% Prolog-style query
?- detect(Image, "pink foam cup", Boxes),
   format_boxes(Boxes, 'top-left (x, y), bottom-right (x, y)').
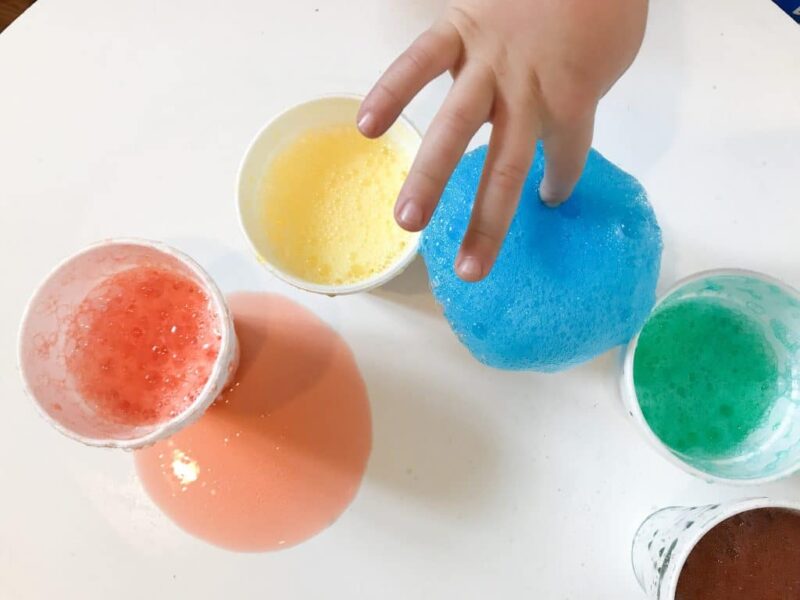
top-left (18, 239), bottom-right (239, 449)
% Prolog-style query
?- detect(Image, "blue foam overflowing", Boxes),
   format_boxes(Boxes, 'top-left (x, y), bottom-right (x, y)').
top-left (420, 144), bottom-right (662, 371)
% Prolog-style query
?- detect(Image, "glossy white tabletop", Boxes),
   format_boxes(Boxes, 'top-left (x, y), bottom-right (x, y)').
top-left (1, 0), bottom-right (798, 597)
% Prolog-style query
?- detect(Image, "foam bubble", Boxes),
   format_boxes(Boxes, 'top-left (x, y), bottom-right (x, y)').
top-left (420, 143), bottom-right (662, 371)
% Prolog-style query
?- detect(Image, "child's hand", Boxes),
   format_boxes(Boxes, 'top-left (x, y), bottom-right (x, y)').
top-left (358, 0), bottom-right (647, 281)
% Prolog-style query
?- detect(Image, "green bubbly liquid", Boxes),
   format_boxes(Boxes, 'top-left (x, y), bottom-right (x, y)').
top-left (633, 298), bottom-right (780, 458)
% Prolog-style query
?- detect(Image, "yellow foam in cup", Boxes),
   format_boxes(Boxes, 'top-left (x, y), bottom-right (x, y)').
top-left (260, 124), bottom-right (415, 286)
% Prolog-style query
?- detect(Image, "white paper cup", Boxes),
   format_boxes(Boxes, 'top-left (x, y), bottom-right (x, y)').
top-left (18, 239), bottom-right (239, 449)
top-left (621, 268), bottom-right (800, 484)
top-left (631, 497), bottom-right (800, 600)
top-left (236, 94), bottom-right (422, 295)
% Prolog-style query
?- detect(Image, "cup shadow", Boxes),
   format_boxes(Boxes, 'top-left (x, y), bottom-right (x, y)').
top-left (163, 235), bottom-right (270, 293)
top-left (223, 297), bottom-right (337, 413)
top-left (371, 254), bottom-right (441, 317)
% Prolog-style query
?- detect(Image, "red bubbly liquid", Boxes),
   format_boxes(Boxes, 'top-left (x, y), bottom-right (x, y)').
top-left (134, 293), bottom-right (371, 552)
top-left (65, 266), bottom-right (221, 427)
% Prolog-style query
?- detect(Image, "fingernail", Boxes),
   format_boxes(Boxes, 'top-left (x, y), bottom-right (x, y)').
top-left (456, 256), bottom-right (483, 281)
top-left (357, 112), bottom-right (373, 136)
top-left (397, 201), bottom-right (423, 229)
top-left (539, 183), bottom-right (567, 207)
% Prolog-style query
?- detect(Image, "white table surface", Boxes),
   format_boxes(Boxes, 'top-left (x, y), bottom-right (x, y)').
top-left (1, 1), bottom-right (798, 598)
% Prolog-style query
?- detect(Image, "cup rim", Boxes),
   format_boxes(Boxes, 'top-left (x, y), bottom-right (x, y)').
top-left (235, 93), bottom-right (422, 296)
top-left (651, 497), bottom-right (800, 600)
top-left (621, 267), bottom-right (800, 485)
top-left (17, 237), bottom-right (237, 449)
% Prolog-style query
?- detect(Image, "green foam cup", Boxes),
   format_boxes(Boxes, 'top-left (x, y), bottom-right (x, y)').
top-left (621, 269), bottom-right (800, 483)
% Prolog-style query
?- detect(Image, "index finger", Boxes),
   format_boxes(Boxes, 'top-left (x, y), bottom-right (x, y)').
top-left (358, 21), bottom-right (461, 138)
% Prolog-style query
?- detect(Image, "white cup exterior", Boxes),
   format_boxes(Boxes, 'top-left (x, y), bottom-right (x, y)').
top-left (236, 94), bottom-right (422, 295)
top-left (18, 239), bottom-right (239, 449)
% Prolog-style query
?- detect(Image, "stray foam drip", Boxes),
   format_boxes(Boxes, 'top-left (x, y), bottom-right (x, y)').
top-left (65, 266), bottom-right (220, 427)
top-left (260, 124), bottom-right (414, 286)
top-left (134, 293), bottom-right (371, 552)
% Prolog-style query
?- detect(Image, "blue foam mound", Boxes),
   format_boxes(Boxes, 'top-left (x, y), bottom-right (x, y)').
top-left (420, 144), bottom-right (662, 371)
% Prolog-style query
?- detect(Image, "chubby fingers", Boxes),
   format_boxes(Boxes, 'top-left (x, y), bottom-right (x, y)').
top-left (394, 64), bottom-right (495, 231)
top-left (456, 101), bottom-right (539, 281)
top-left (357, 21), bottom-right (462, 138)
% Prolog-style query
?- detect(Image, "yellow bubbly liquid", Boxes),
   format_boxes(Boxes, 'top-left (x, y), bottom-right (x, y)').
top-left (260, 124), bottom-right (415, 286)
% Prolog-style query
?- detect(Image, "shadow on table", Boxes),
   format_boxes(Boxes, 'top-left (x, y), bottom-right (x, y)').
top-left (362, 360), bottom-right (505, 518)
top-left (163, 235), bottom-right (272, 293)
top-left (371, 254), bottom-right (441, 317)
top-left (601, 0), bottom-right (687, 174)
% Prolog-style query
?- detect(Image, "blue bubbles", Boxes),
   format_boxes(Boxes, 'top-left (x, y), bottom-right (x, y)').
top-left (419, 144), bottom-right (662, 371)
